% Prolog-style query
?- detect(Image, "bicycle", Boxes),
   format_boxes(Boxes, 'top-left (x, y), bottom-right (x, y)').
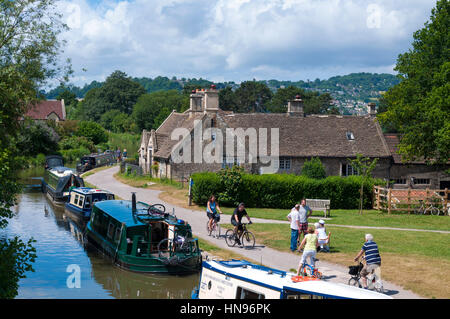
top-left (413, 199), bottom-right (440, 216)
top-left (298, 258), bottom-right (322, 279)
top-left (348, 260), bottom-right (383, 293)
top-left (225, 222), bottom-right (255, 248)
top-left (206, 214), bottom-right (221, 238)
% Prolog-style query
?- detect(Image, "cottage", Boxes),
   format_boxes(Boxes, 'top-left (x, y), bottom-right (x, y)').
top-left (139, 86), bottom-right (449, 188)
top-left (24, 99), bottom-right (66, 122)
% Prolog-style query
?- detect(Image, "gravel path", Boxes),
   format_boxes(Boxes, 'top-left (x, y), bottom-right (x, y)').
top-left (85, 166), bottom-right (423, 299)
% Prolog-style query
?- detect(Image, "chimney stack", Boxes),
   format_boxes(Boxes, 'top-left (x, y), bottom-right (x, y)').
top-left (189, 90), bottom-right (204, 115)
top-left (203, 84), bottom-right (219, 113)
top-left (287, 95), bottom-right (304, 117)
top-left (368, 102), bottom-right (377, 117)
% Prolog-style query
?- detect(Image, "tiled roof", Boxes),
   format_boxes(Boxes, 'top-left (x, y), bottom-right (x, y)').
top-left (25, 100), bottom-right (65, 120)
top-left (150, 110), bottom-right (391, 160)
top-left (384, 134), bottom-right (426, 164)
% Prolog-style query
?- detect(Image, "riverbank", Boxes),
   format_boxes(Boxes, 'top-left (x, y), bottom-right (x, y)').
top-left (85, 166), bottom-right (425, 299)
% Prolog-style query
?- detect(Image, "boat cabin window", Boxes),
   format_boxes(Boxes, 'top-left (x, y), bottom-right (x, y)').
top-left (78, 195), bottom-right (84, 207)
top-left (84, 196), bottom-right (92, 209)
top-left (107, 222), bottom-right (115, 240)
top-left (114, 226), bottom-right (122, 243)
top-left (284, 290), bottom-right (325, 299)
top-left (235, 287), bottom-right (265, 299)
top-left (74, 194), bottom-right (79, 205)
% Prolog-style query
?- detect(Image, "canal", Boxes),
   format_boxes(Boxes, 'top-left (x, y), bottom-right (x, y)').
top-left (2, 175), bottom-right (199, 299)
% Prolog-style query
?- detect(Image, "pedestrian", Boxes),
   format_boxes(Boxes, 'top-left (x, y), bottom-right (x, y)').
top-left (116, 148), bottom-right (121, 163)
top-left (298, 199), bottom-right (313, 245)
top-left (287, 204), bottom-right (301, 252)
top-left (123, 148), bottom-right (128, 160)
top-left (316, 219), bottom-right (331, 252)
top-left (297, 226), bottom-right (319, 276)
top-left (354, 234), bottom-right (382, 289)
top-left (231, 203), bottom-right (252, 246)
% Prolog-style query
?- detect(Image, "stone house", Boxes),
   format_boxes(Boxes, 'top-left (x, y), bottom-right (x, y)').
top-left (138, 86), bottom-right (449, 189)
top-left (24, 99), bottom-right (66, 122)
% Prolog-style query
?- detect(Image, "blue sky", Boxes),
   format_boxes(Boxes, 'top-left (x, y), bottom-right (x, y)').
top-left (56, 0), bottom-right (438, 86)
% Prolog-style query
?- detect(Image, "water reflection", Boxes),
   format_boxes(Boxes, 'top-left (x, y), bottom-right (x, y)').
top-left (3, 188), bottom-right (198, 299)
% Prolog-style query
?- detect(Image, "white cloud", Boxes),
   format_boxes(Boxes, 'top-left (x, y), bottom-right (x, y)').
top-left (56, 0), bottom-right (437, 85)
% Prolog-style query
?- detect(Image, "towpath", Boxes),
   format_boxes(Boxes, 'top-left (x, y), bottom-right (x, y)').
top-left (86, 166), bottom-right (423, 299)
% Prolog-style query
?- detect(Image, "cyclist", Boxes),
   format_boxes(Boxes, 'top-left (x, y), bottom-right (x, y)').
top-left (297, 226), bottom-right (319, 276)
top-left (206, 195), bottom-right (222, 234)
top-left (231, 202), bottom-right (252, 245)
top-left (354, 234), bottom-right (381, 289)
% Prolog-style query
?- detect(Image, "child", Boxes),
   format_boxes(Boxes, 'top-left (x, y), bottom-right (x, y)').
top-left (297, 226), bottom-right (318, 275)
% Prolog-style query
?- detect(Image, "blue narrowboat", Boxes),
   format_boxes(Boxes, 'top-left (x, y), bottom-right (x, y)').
top-left (65, 187), bottom-right (115, 221)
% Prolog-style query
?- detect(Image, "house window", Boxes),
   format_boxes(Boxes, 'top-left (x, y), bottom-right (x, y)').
top-left (279, 157), bottom-right (291, 170)
top-left (341, 164), bottom-right (358, 176)
top-left (222, 156), bottom-right (239, 169)
top-left (394, 178), bottom-right (407, 185)
top-left (346, 131), bottom-right (355, 140)
top-left (414, 178), bottom-right (430, 185)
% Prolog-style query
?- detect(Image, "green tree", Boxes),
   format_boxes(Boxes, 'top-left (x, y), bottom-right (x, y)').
top-left (267, 86), bottom-right (333, 114)
top-left (81, 70), bottom-right (146, 121)
top-left (378, 0), bottom-right (450, 165)
top-left (301, 157), bottom-right (327, 179)
top-left (132, 90), bottom-right (189, 131)
top-left (0, 0), bottom-right (69, 298)
top-left (76, 121), bottom-right (108, 145)
top-left (16, 121), bottom-right (59, 156)
top-left (218, 86), bottom-right (237, 111)
top-left (348, 154), bottom-right (378, 215)
top-left (234, 81), bottom-right (273, 113)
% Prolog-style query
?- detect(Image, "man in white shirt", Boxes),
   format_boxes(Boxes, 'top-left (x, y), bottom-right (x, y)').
top-left (287, 204), bottom-right (301, 252)
top-left (298, 199), bottom-right (313, 243)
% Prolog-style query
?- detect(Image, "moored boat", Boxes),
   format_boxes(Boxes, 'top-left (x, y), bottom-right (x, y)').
top-left (42, 165), bottom-right (84, 204)
top-left (192, 259), bottom-right (392, 299)
top-left (65, 187), bottom-right (115, 222)
top-left (85, 194), bottom-right (202, 274)
top-left (76, 152), bottom-right (115, 173)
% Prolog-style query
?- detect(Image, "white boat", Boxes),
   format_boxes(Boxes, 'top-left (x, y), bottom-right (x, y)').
top-left (192, 259), bottom-right (392, 299)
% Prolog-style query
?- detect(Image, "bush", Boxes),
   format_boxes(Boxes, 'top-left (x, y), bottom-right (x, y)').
top-left (59, 136), bottom-right (95, 152)
top-left (60, 147), bottom-right (90, 163)
top-left (76, 121), bottom-right (108, 145)
top-left (191, 171), bottom-right (383, 210)
top-left (301, 157), bottom-right (326, 179)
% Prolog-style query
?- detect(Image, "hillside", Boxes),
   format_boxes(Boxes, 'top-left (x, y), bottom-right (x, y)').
top-left (44, 72), bottom-right (400, 115)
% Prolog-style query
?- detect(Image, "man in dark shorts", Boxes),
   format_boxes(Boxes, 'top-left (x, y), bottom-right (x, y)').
top-left (231, 203), bottom-right (252, 245)
top-left (298, 199), bottom-right (312, 244)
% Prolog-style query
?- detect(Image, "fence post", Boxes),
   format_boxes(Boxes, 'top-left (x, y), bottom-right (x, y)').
top-left (426, 188), bottom-right (430, 206)
top-left (445, 188), bottom-right (448, 216)
top-left (377, 186), bottom-right (381, 210)
top-left (188, 178), bottom-right (193, 206)
top-left (407, 188), bottom-right (411, 214)
top-left (387, 188), bottom-right (392, 214)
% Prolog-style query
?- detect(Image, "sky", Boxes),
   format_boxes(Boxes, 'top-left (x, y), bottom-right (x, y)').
top-left (55, 0), bottom-right (438, 87)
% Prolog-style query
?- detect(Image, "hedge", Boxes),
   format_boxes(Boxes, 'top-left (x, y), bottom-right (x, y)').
top-left (191, 172), bottom-right (384, 210)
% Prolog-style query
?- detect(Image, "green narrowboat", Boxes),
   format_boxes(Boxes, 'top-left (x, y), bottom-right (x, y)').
top-left (85, 194), bottom-right (202, 274)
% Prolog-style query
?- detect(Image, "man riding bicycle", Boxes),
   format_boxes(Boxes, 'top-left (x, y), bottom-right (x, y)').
top-left (231, 203), bottom-right (252, 245)
top-left (354, 234), bottom-right (381, 289)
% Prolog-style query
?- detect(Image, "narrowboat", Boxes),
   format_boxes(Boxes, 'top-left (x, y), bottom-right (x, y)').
top-left (76, 152), bottom-right (115, 173)
top-left (42, 166), bottom-right (84, 204)
top-left (192, 259), bottom-right (392, 299)
top-left (65, 187), bottom-right (115, 222)
top-left (85, 194), bottom-right (202, 274)
top-left (45, 155), bottom-right (64, 169)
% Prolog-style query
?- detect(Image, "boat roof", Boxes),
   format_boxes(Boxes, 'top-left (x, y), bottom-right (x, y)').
top-left (49, 166), bottom-right (75, 177)
top-left (71, 187), bottom-right (113, 195)
top-left (203, 260), bottom-right (392, 299)
top-left (94, 200), bottom-right (179, 227)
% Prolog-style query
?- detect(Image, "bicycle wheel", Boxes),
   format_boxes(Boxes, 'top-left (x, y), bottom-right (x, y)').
top-left (157, 238), bottom-right (172, 259)
top-left (225, 229), bottom-right (237, 247)
top-left (348, 277), bottom-right (361, 288)
top-left (428, 206), bottom-right (440, 216)
top-left (212, 223), bottom-right (221, 238)
top-left (313, 269), bottom-right (322, 279)
top-left (241, 231), bottom-right (255, 248)
top-left (206, 220), bottom-right (212, 236)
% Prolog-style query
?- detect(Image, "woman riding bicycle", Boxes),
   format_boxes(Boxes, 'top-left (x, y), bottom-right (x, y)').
top-left (207, 195), bottom-right (222, 233)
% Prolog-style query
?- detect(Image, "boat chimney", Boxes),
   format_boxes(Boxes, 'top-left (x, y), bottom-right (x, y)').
top-left (131, 192), bottom-right (136, 213)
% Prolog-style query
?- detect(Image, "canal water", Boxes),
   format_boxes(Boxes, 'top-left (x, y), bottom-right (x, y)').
top-left (2, 183), bottom-right (199, 299)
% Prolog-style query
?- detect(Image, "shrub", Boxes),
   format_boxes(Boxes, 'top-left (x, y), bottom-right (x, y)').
top-left (301, 157), bottom-right (326, 179)
top-left (59, 136), bottom-right (95, 152)
top-left (191, 171), bottom-right (383, 210)
top-left (76, 121), bottom-right (108, 145)
top-left (60, 147), bottom-right (90, 163)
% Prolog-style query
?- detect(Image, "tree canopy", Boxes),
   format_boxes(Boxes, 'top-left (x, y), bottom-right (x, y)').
top-left (378, 0), bottom-right (450, 165)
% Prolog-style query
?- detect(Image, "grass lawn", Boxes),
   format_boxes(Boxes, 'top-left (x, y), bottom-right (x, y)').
top-left (220, 222), bottom-right (450, 299)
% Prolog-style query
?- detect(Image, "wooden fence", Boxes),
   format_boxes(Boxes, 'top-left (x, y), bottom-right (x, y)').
top-left (373, 186), bottom-right (450, 215)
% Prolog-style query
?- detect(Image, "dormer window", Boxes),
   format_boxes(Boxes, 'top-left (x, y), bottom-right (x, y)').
top-left (346, 131), bottom-right (355, 140)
